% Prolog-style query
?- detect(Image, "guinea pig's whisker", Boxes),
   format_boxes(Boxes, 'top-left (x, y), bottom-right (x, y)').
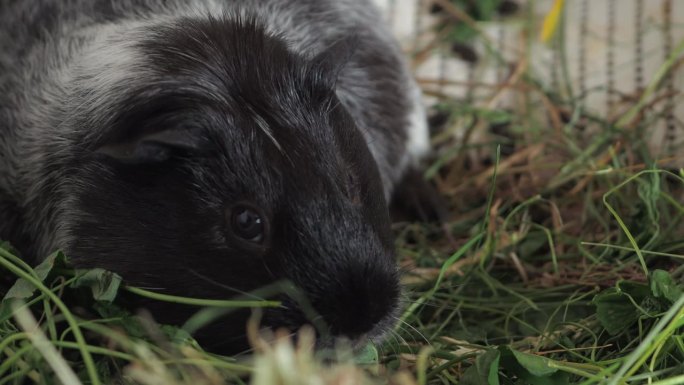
top-left (390, 315), bottom-right (431, 348)
top-left (214, 334), bottom-right (260, 356)
top-left (392, 330), bottom-right (411, 356)
top-left (396, 297), bottom-right (431, 307)
top-left (234, 344), bottom-right (257, 356)
top-left (410, 300), bottom-right (465, 313)
top-left (188, 269), bottom-right (267, 301)
top-left (135, 286), bottom-right (167, 291)
top-left (389, 318), bottom-right (421, 348)
top-left (381, 329), bottom-right (405, 358)
top-left (235, 330), bottom-right (302, 356)
top-left (397, 296), bottom-right (461, 311)
top-left (260, 259), bottom-right (277, 281)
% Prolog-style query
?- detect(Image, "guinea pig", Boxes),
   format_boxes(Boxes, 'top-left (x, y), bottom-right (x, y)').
top-left (0, 0), bottom-right (429, 353)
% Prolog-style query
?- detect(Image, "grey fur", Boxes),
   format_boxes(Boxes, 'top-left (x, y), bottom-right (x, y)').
top-left (0, 0), bottom-right (428, 259)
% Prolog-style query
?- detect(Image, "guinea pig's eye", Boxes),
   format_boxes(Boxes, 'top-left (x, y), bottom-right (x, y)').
top-left (229, 204), bottom-right (265, 244)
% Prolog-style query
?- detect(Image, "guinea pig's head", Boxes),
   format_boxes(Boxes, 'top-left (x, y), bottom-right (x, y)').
top-left (56, 16), bottom-right (400, 353)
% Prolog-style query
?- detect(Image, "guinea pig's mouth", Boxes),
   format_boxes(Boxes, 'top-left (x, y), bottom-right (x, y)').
top-left (188, 286), bottom-right (400, 356)
top-left (259, 291), bottom-right (400, 352)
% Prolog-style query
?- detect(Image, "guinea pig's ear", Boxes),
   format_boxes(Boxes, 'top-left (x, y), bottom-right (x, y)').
top-left (94, 127), bottom-right (208, 164)
top-left (310, 36), bottom-right (359, 87)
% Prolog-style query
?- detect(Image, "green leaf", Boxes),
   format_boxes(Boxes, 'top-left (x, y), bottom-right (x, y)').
top-left (71, 268), bottom-right (122, 302)
top-left (510, 350), bottom-right (557, 377)
top-left (0, 241), bottom-right (20, 255)
top-left (161, 325), bottom-right (198, 346)
top-left (354, 342), bottom-right (379, 365)
top-left (593, 288), bottom-right (640, 335)
top-left (499, 347), bottom-right (570, 385)
top-left (92, 302), bottom-right (146, 338)
top-left (650, 270), bottom-right (683, 304)
top-left (2, 251), bottom-right (66, 301)
top-left (460, 349), bottom-right (501, 385)
top-left (0, 251), bottom-right (67, 322)
top-left (593, 282), bottom-right (651, 335)
top-left (616, 281), bottom-right (651, 299)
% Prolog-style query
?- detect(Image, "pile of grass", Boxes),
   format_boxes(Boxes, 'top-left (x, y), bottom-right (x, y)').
top-left (2, 1), bottom-right (684, 384)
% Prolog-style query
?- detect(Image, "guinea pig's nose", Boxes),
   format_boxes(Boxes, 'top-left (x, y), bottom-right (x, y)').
top-left (314, 263), bottom-right (399, 340)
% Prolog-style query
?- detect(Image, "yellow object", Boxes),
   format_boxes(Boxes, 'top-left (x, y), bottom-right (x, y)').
top-left (540, 0), bottom-right (565, 43)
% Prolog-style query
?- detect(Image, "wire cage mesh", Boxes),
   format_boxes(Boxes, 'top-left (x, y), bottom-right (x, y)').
top-left (373, 0), bottom-right (684, 165)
